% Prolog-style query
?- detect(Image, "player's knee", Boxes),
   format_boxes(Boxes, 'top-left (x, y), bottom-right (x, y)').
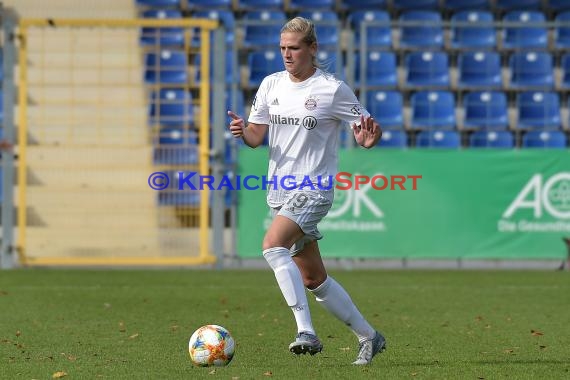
top-left (262, 234), bottom-right (281, 251)
top-left (303, 272), bottom-right (327, 290)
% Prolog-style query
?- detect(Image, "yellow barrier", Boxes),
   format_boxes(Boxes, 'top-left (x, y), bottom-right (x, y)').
top-left (17, 18), bottom-right (218, 266)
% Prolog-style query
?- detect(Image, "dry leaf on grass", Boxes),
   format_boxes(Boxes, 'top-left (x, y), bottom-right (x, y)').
top-left (15, 330), bottom-right (21, 337)
top-left (531, 330), bottom-right (544, 336)
top-left (118, 321), bottom-right (126, 332)
top-left (208, 369), bottom-right (216, 375)
top-left (52, 371), bottom-right (67, 379)
top-left (128, 333), bottom-right (139, 339)
top-left (263, 371), bottom-right (273, 376)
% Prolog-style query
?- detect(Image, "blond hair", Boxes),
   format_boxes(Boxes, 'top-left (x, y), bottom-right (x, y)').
top-left (281, 17), bottom-right (319, 68)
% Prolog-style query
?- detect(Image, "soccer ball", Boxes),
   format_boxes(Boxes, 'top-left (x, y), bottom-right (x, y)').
top-left (188, 324), bottom-right (235, 367)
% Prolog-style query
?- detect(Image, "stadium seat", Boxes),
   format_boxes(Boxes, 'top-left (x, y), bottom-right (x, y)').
top-left (378, 130), bottom-right (408, 148)
top-left (463, 91), bottom-right (509, 130)
top-left (243, 11), bottom-right (286, 48)
top-left (154, 128), bottom-right (199, 166)
top-left (247, 50), bottom-right (283, 87)
top-left (469, 131), bottom-right (514, 148)
top-left (316, 50), bottom-right (341, 77)
top-left (522, 131), bottom-right (567, 148)
top-left (194, 51), bottom-right (235, 85)
top-left (416, 130), bottom-right (461, 148)
top-left (509, 52), bottom-right (554, 89)
top-left (0, 91), bottom-right (3, 125)
top-left (444, 0), bottom-right (491, 10)
top-left (495, 0), bottom-right (541, 10)
top-left (405, 51), bottom-right (450, 88)
top-left (457, 51), bottom-right (502, 89)
top-left (548, 0), bottom-right (570, 11)
top-left (450, 11), bottom-right (496, 50)
top-left (517, 91), bottom-right (561, 130)
top-left (355, 51), bottom-right (397, 88)
top-left (136, 0), bottom-right (180, 8)
top-left (502, 11), bottom-right (548, 49)
top-left (340, 0), bottom-right (387, 9)
top-left (237, 0), bottom-right (284, 10)
top-left (399, 11), bottom-right (443, 49)
top-left (149, 89), bottom-right (193, 127)
top-left (366, 91), bottom-right (404, 129)
top-left (393, 0), bottom-right (439, 9)
top-left (347, 10), bottom-right (392, 49)
top-left (298, 11), bottom-right (339, 49)
top-left (554, 12), bottom-right (570, 50)
top-left (561, 54), bottom-right (570, 89)
top-left (192, 10), bottom-right (235, 45)
top-left (144, 50), bottom-right (188, 84)
top-left (410, 91), bottom-right (456, 130)
top-left (140, 9), bottom-right (184, 47)
top-left (157, 170), bottom-right (200, 205)
top-left (187, 0), bottom-right (232, 8)
top-left (289, 0), bottom-right (335, 10)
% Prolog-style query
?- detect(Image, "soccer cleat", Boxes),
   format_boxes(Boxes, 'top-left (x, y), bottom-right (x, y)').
top-left (288, 331), bottom-right (323, 356)
top-left (352, 331), bottom-right (386, 365)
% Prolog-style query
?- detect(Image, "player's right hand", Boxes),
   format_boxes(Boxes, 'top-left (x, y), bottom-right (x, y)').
top-left (227, 110), bottom-right (245, 138)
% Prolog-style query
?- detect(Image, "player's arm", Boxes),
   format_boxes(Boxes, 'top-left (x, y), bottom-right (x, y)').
top-left (227, 110), bottom-right (268, 148)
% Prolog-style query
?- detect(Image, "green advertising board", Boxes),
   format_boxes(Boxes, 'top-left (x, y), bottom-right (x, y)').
top-left (237, 148), bottom-right (570, 260)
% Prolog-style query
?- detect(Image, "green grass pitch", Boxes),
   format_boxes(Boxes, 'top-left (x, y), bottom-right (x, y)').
top-left (1, 269), bottom-right (569, 379)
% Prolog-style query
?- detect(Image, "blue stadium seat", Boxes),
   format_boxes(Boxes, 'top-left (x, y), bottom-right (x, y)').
top-left (136, 0), bottom-right (180, 8)
top-left (149, 89), bottom-right (193, 127)
top-left (393, 0), bottom-right (439, 9)
top-left (247, 50), bottom-right (282, 87)
top-left (144, 50), bottom-right (188, 84)
top-left (298, 11), bottom-right (339, 49)
top-left (399, 11), bottom-right (443, 49)
top-left (347, 10), bottom-right (391, 49)
top-left (405, 51), bottom-right (450, 88)
top-left (243, 11), bottom-right (286, 48)
top-left (187, 0), bottom-right (232, 8)
top-left (554, 12), bottom-right (570, 50)
top-left (355, 51), bottom-right (397, 88)
top-left (496, 0), bottom-right (541, 10)
top-left (289, 0), bottom-right (334, 10)
top-left (140, 9), bottom-right (184, 47)
top-left (548, 0), bottom-right (570, 11)
top-left (457, 51), bottom-right (502, 89)
top-left (416, 130), bottom-right (461, 148)
top-left (194, 51), bottom-right (235, 85)
top-left (469, 131), bottom-right (514, 148)
top-left (463, 91), bottom-right (508, 130)
top-left (444, 0), bottom-right (491, 10)
top-left (561, 54), bottom-right (570, 89)
top-left (157, 170), bottom-right (200, 206)
top-left (509, 52), bottom-right (554, 89)
top-left (450, 11), bottom-right (496, 50)
top-left (316, 50), bottom-right (341, 77)
top-left (341, 0), bottom-right (387, 9)
top-left (154, 129), bottom-right (199, 166)
top-left (522, 131), bottom-right (567, 148)
top-left (192, 10), bottom-right (235, 45)
top-left (237, 0), bottom-right (283, 10)
top-left (366, 91), bottom-right (404, 129)
top-left (378, 130), bottom-right (408, 148)
top-left (517, 91), bottom-right (561, 130)
top-left (0, 91), bottom-right (3, 125)
top-left (411, 91), bottom-right (456, 130)
top-left (502, 11), bottom-right (548, 49)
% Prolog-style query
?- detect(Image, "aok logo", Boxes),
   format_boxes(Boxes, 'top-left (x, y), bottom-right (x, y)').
top-left (328, 179), bottom-right (383, 218)
top-left (503, 173), bottom-right (570, 219)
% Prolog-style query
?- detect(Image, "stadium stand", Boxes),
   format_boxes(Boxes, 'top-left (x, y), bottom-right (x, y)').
top-left (399, 11), bottom-right (444, 49)
top-left (378, 130), bottom-right (408, 148)
top-left (450, 10), bottom-right (496, 50)
top-left (404, 51), bottom-right (450, 88)
top-left (516, 91), bottom-right (561, 130)
top-left (347, 10), bottom-right (392, 49)
top-left (457, 51), bottom-right (502, 89)
top-left (522, 130), bottom-right (567, 147)
top-left (355, 51), bottom-right (398, 88)
top-left (469, 131), bottom-right (515, 148)
top-left (502, 11), bottom-right (548, 50)
top-left (140, 9), bottom-right (184, 47)
top-left (444, 0), bottom-right (491, 11)
top-left (554, 11), bottom-right (570, 49)
top-left (463, 91), bottom-right (509, 130)
top-left (365, 91), bottom-right (404, 130)
top-left (410, 91), bottom-right (456, 130)
top-left (416, 130), bottom-right (461, 148)
top-left (508, 52), bottom-right (554, 89)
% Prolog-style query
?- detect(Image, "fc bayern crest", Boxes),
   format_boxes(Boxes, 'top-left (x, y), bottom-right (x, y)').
top-left (304, 97), bottom-right (318, 111)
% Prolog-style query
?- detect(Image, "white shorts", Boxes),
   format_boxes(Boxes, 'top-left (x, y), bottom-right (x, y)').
top-left (270, 190), bottom-right (333, 255)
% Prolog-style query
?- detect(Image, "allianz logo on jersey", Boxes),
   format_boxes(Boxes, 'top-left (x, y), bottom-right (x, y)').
top-left (269, 114), bottom-right (318, 130)
top-left (498, 172), bottom-right (570, 233)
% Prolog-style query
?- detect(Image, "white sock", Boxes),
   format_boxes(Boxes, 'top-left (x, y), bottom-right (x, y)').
top-left (310, 276), bottom-right (375, 343)
top-left (263, 247), bottom-right (315, 335)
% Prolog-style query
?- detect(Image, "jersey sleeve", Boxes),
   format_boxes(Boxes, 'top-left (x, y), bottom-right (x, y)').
top-left (331, 81), bottom-right (370, 127)
top-left (247, 77), bottom-right (270, 125)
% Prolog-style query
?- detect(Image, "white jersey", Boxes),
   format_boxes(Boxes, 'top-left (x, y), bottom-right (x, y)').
top-left (248, 68), bottom-right (370, 207)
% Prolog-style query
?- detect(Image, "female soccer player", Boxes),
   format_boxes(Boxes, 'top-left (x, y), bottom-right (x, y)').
top-left (228, 17), bottom-right (385, 365)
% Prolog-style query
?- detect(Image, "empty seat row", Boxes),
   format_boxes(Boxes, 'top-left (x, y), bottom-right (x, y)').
top-left (379, 130), bottom-right (568, 148)
top-left (136, 0), bottom-right (570, 12)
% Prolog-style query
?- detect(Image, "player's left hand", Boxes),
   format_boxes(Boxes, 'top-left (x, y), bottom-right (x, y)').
top-left (352, 115), bottom-right (381, 148)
